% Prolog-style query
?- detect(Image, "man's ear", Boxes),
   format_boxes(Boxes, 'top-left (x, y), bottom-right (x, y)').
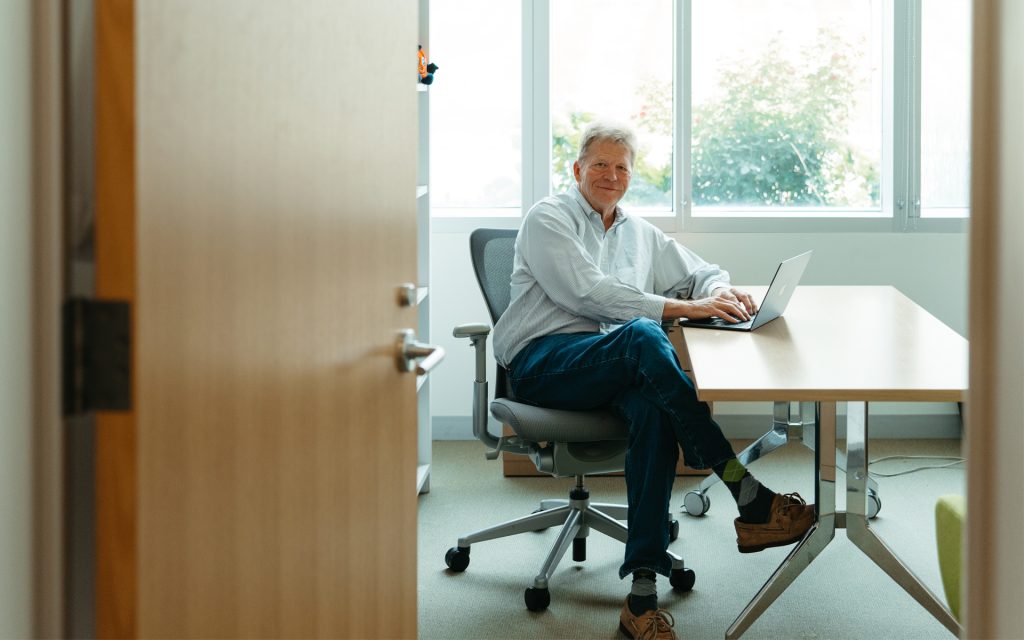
top-left (573, 161), bottom-right (581, 184)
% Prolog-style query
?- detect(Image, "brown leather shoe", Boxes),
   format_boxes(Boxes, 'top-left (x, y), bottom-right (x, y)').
top-left (734, 492), bottom-right (815, 553)
top-left (618, 597), bottom-right (678, 639)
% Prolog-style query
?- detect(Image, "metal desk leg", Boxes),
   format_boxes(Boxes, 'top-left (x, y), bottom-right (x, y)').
top-left (803, 401), bottom-right (881, 518)
top-left (725, 402), bottom-right (838, 640)
top-left (844, 402), bottom-right (962, 637)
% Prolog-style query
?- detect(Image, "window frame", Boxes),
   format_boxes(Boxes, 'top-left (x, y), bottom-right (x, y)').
top-left (431, 0), bottom-right (967, 234)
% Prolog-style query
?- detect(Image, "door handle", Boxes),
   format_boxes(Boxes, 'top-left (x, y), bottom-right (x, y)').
top-left (396, 329), bottom-right (445, 375)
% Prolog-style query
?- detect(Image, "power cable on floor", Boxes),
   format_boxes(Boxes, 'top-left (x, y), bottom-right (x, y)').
top-left (867, 455), bottom-right (965, 478)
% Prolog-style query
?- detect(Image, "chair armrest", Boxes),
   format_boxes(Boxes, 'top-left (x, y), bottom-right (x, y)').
top-left (453, 323), bottom-right (490, 339)
top-left (452, 322), bottom-right (501, 453)
top-left (453, 323), bottom-right (491, 383)
top-left (451, 323), bottom-right (539, 460)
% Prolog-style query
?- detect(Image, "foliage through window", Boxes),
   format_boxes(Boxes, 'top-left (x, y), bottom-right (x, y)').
top-left (549, 0), bottom-right (673, 212)
top-left (691, 0), bottom-right (882, 215)
top-left (431, 0), bottom-right (969, 227)
top-left (691, 30), bottom-right (879, 208)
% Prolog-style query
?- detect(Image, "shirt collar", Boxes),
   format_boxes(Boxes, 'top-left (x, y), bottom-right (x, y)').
top-left (571, 185), bottom-right (629, 229)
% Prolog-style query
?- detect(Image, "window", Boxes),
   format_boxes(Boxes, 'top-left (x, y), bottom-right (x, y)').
top-left (690, 0), bottom-right (883, 216)
top-left (430, 0), bottom-right (521, 216)
top-left (430, 0), bottom-right (970, 231)
top-left (549, 0), bottom-right (674, 213)
top-left (919, 0), bottom-right (971, 218)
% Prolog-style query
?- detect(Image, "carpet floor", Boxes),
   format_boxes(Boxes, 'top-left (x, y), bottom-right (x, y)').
top-left (418, 438), bottom-right (964, 640)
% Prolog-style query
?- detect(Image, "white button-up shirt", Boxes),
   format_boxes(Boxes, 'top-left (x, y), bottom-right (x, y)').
top-left (494, 186), bottom-right (731, 366)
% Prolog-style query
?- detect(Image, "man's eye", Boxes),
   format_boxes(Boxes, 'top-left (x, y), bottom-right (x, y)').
top-left (594, 162), bottom-right (606, 168)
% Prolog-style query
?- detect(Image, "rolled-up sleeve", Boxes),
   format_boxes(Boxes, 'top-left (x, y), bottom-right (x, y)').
top-left (651, 228), bottom-right (731, 300)
top-left (520, 205), bottom-right (666, 323)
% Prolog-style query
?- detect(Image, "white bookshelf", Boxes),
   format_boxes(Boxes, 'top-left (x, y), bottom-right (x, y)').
top-left (415, 0), bottom-right (432, 495)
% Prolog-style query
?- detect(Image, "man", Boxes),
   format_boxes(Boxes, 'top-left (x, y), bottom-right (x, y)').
top-left (492, 121), bottom-right (815, 640)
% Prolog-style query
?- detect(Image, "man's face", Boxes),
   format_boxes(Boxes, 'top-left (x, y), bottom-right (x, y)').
top-left (573, 140), bottom-right (632, 215)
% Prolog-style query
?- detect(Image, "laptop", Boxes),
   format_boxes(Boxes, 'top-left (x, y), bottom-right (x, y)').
top-left (681, 250), bottom-right (813, 332)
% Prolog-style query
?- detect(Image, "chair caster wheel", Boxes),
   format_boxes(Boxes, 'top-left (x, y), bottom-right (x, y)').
top-left (867, 489), bottom-right (882, 519)
top-left (524, 586), bottom-right (550, 611)
top-left (683, 491), bottom-right (710, 517)
top-left (668, 518), bottom-right (680, 542)
top-left (445, 546), bottom-right (470, 572)
top-left (670, 567), bottom-right (696, 592)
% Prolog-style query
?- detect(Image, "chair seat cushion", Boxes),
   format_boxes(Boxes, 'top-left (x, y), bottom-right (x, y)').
top-left (490, 398), bottom-right (628, 443)
top-left (935, 494), bottom-right (966, 622)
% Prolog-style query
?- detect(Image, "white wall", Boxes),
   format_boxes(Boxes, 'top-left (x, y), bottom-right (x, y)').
top-left (430, 228), bottom-right (967, 438)
top-left (0, 0), bottom-right (35, 636)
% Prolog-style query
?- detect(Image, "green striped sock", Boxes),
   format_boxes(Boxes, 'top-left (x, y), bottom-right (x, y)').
top-left (712, 458), bottom-right (775, 523)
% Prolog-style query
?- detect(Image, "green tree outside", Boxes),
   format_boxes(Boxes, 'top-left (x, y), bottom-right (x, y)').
top-left (550, 28), bottom-right (880, 210)
top-left (550, 94), bottom-right (672, 208)
top-left (551, 111), bottom-right (596, 196)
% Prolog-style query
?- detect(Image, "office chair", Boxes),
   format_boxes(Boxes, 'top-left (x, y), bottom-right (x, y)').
top-left (680, 402), bottom-right (881, 519)
top-left (446, 228), bottom-right (695, 612)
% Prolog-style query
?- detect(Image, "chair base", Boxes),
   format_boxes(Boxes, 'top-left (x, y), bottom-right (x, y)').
top-left (446, 476), bottom-right (694, 611)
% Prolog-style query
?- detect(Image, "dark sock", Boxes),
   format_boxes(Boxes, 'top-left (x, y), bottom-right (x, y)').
top-left (628, 594), bottom-right (658, 616)
top-left (712, 458), bottom-right (776, 524)
top-left (628, 569), bottom-right (658, 615)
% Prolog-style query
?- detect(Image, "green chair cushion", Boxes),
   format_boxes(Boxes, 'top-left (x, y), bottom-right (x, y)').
top-left (935, 494), bottom-right (966, 622)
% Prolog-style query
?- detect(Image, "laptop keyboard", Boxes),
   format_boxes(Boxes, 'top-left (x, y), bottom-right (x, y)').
top-left (686, 316), bottom-right (753, 328)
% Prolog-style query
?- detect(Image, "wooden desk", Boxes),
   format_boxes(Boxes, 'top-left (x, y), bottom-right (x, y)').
top-left (679, 286), bottom-right (967, 639)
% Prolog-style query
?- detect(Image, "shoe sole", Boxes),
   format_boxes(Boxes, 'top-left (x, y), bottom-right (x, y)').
top-left (737, 531), bottom-right (809, 553)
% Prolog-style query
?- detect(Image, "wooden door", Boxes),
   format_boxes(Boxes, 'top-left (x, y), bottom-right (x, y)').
top-left (94, 1), bottom-right (419, 637)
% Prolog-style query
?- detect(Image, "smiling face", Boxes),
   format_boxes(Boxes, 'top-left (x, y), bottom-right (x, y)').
top-left (573, 139), bottom-right (633, 218)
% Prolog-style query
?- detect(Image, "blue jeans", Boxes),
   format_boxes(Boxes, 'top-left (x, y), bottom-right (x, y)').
top-left (507, 318), bottom-right (736, 579)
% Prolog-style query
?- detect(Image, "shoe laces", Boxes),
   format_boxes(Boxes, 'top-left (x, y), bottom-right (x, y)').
top-left (777, 492), bottom-right (807, 513)
top-left (637, 609), bottom-right (676, 640)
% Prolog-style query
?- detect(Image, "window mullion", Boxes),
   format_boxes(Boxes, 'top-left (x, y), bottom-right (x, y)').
top-left (522, 0), bottom-right (534, 215)
top-left (525, 0), bottom-right (550, 215)
top-left (908, 0), bottom-right (923, 229)
top-left (677, 0), bottom-right (691, 232)
top-left (892, 0), bottom-right (919, 231)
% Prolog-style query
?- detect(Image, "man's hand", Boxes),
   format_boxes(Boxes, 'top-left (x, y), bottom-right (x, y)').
top-left (661, 287), bottom-right (758, 323)
top-left (711, 286), bottom-right (758, 316)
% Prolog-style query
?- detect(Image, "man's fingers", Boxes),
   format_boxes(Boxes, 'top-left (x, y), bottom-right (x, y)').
top-left (690, 296), bottom-right (753, 322)
top-left (732, 290), bottom-right (757, 314)
top-left (705, 290), bottom-right (757, 321)
top-left (740, 294), bottom-right (756, 313)
top-left (715, 299), bottom-right (749, 322)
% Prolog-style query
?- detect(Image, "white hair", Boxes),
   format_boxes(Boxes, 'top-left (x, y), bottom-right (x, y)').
top-left (576, 120), bottom-right (638, 168)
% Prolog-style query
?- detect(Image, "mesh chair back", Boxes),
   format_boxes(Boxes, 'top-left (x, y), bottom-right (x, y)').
top-left (469, 228), bottom-right (518, 325)
top-left (469, 228), bottom-right (519, 399)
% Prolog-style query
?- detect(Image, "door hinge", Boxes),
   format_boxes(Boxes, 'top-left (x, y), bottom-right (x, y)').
top-left (62, 298), bottom-right (132, 415)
